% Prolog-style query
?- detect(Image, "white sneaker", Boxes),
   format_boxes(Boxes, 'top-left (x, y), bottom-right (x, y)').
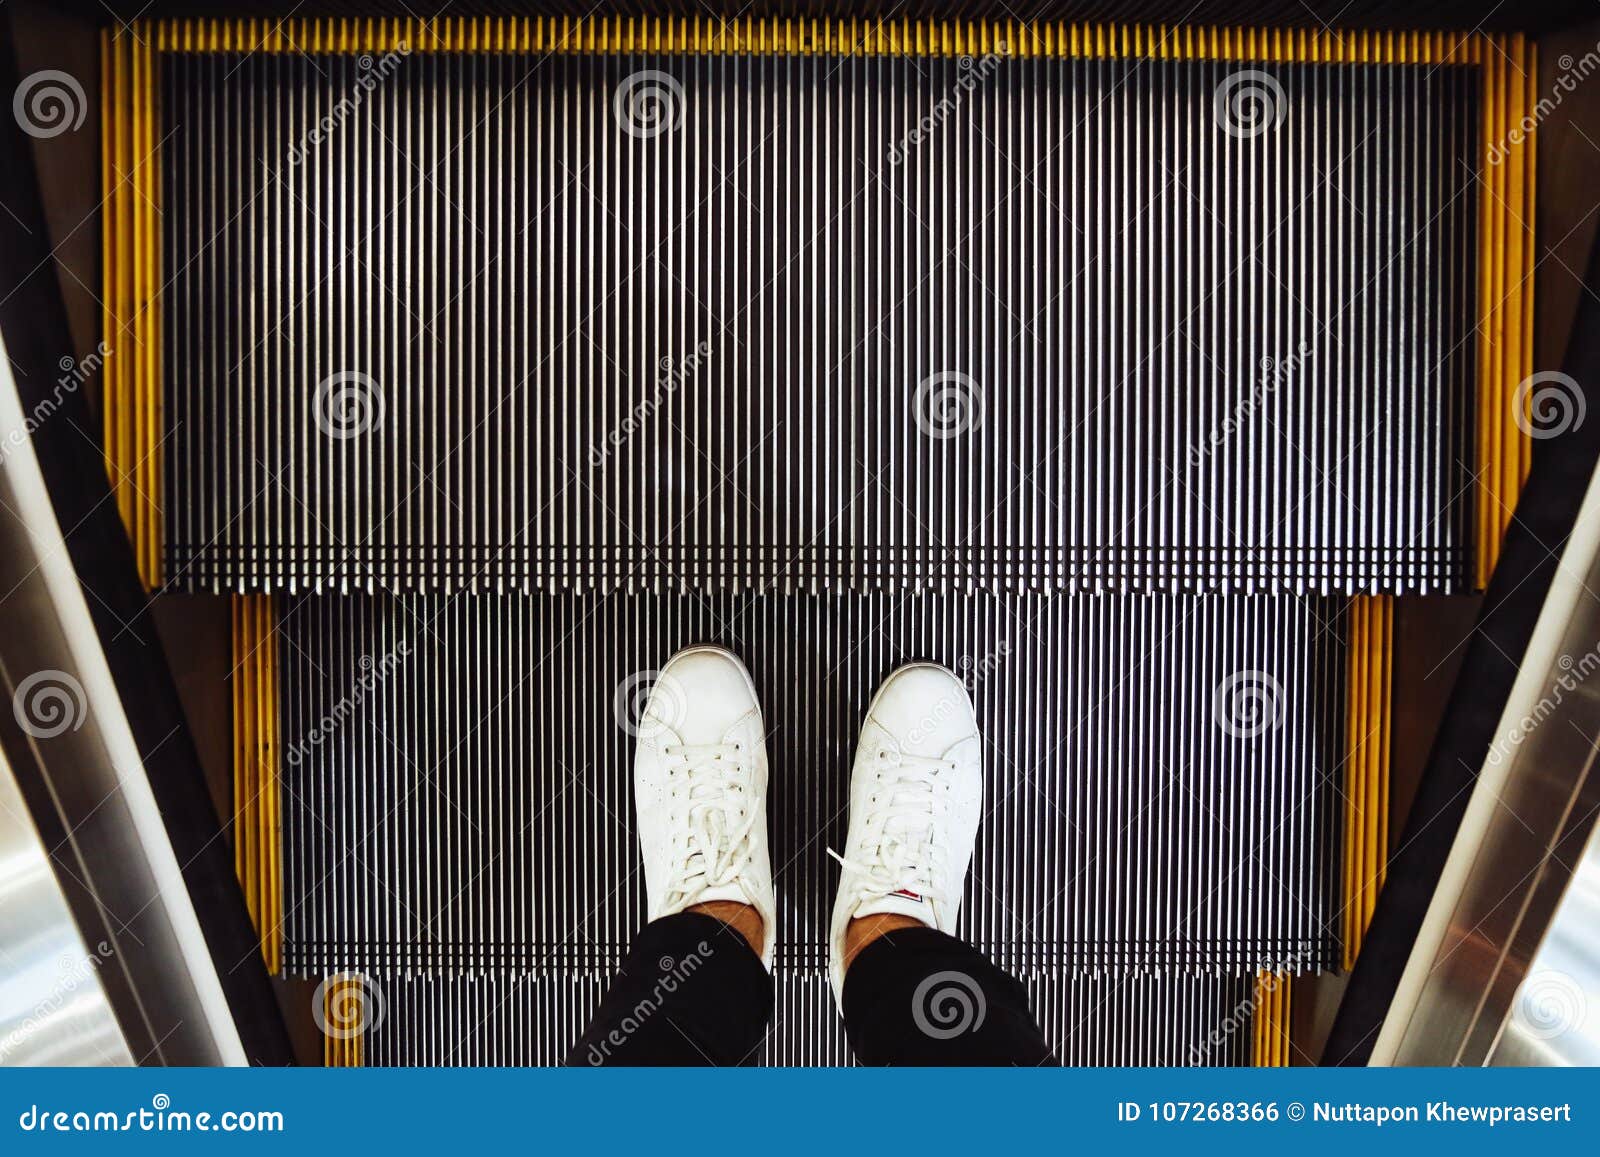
top-left (827, 662), bottom-right (984, 1002)
top-left (633, 645), bottom-right (776, 967)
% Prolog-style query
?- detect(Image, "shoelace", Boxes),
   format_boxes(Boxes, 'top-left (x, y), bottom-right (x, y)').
top-left (828, 751), bottom-right (954, 907)
top-left (663, 741), bottom-right (760, 911)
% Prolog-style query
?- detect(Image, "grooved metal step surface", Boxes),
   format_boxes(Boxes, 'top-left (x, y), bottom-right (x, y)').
top-left (163, 50), bottom-right (1477, 594)
top-left (277, 592), bottom-right (1344, 1001)
top-left (358, 970), bottom-right (1257, 1066)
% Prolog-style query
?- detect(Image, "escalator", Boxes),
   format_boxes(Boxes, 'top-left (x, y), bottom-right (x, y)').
top-left (4, 1), bottom-right (1595, 1067)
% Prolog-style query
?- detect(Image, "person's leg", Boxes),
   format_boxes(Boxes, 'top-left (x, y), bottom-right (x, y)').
top-left (839, 918), bottom-right (1055, 1065)
top-left (569, 646), bottom-right (778, 1066)
top-left (827, 663), bottom-right (1054, 1066)
top-left (567, 909), bottom-right (771, 1066)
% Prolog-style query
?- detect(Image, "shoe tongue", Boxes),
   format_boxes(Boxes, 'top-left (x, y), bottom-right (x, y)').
top-left (681, 808), bottom-right (741, 898)
top-left (674, 830), bottom-right (747, 909)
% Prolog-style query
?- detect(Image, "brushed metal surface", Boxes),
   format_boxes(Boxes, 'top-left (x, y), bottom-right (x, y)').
top-left (0, 338), bottom-right (247, 1066)
top-left (0, 745), bottom-right (131, 1067)
top-left (1380, 464), bottom-right (1600, 1066)
top-left (1491, 823), bottom-right (1600, 1066)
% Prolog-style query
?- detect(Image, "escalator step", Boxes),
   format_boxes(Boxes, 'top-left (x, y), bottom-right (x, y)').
top-left (358, 970), bottom-right (1257, 1066)
top-left (277, 591), bottom-right (1343, 980)
top-left (161, 48), bottom-right (1478, 593)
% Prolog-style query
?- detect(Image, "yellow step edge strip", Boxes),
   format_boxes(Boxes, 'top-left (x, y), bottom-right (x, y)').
top-left (232, 595), bottom-right (282, 975)
top-left (104, 20), bottom-right (1533, 589)
top-left (101, 26), bottom-right (163, 591)
top-left (1251, 970), bottom-right (1293, 1066)
top-left (321, 974), bottom-right (368, 1067)
top-left (1477, 34), bottom-right (1537, 589)
top-left (153, 17), bottom-right (1500, 63)
top-left (1342, 595), bottom-right (1393, 971)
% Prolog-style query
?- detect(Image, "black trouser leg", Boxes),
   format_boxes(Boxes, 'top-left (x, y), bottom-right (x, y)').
top-left (842, 926), bottom-right (1056, 1066)
top-left (567, 912), bottom-right (772, 1066)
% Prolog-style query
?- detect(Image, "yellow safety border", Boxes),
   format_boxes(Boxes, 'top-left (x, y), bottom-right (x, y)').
top-left (1477, 36), bottom-right (1538, 589)
top-left (232, 594), bottom-right (282, 975)
top-left (1257, 595), bottom-right (1391, 1058)
top-left (102, 17), bottom-right (1535, 592)
top-left (1251, 970), bottom-right (1293, 1067)
top-left (100, 26), bottom-right (162, 591)
top-left (1342, 595), bottom-right (1393, 971)
top-left (148, 17), bottom-right (1512, 64)
top-left (322, 975), bottom-right (367, 1067)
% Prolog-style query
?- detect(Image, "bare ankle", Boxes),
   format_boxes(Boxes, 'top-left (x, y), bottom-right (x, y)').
top-left (843, 913), bottom-right (924, 974)
top-left (687, 901), bottom-right (763, 958)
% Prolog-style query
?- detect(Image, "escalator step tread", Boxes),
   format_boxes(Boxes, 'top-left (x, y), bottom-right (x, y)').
top-left (355, 970), bottom-right (1258, 1067)
top-left (163, 51), bottom-right (1476, 594)
top-left (278, 591), bottom-right (1344, 980)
